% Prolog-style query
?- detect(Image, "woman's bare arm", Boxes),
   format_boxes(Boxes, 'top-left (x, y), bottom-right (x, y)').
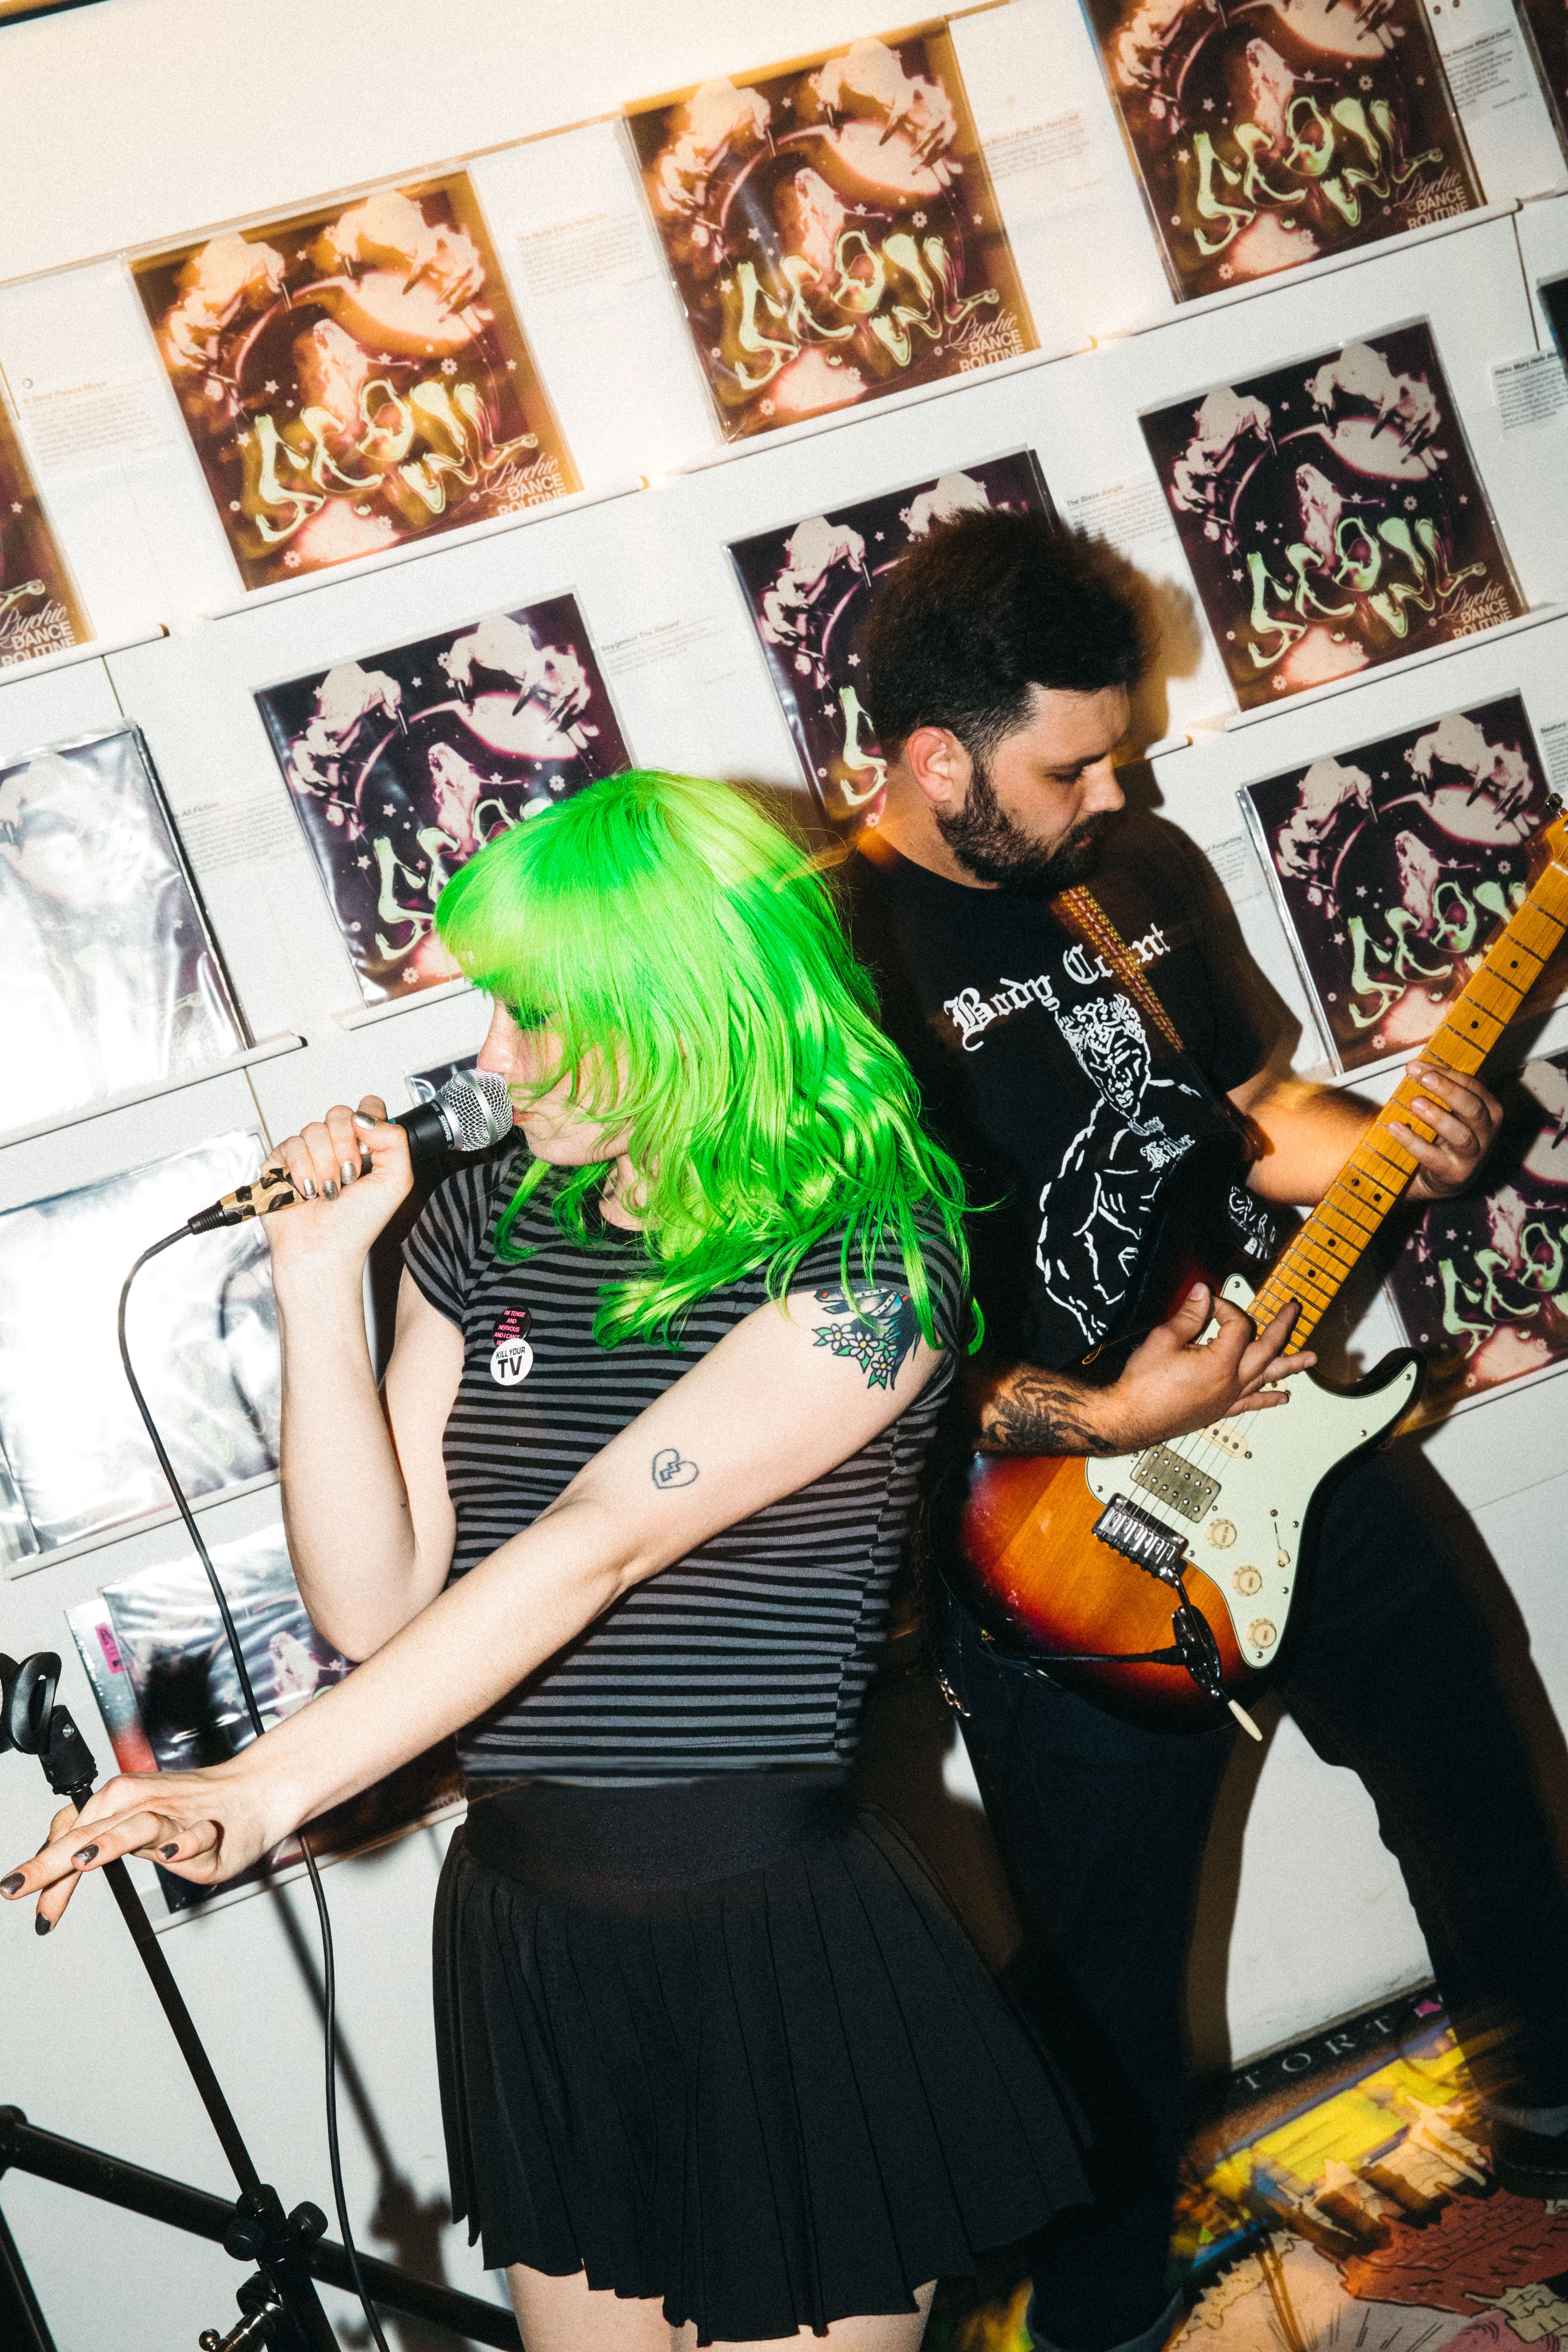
top-left (5, 1271), bottom-right (945, 1926)
top-left (268, 1102), bottom-right (460, 1657)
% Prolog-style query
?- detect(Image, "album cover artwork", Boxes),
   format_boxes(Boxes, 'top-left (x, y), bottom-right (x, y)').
top-left (1239, 694), bottom-right (1560, 1072)
top-left (1084, 0), bottom-right (1478, 303)
top-left (1387, 1047), bottom-right (1568, 1419)
top-left (65, 1596), bottom-right (159, 1776)
top-left (255, 594), bottom-right (629, 1002)
top-left (729, 451), bottom-right (1054, 823)
top-left (1144, 322), bottom-right (1524, 710)
top-left (1541, 270), bottom-right (1568, 366)
top-left (131, 174), bottom-right (578, 592)
top-left (102, 1528), bottom-right (350, 1772)
top-left (0, 394), bottom-right (88, 668)
top-left (0, 1133), bottom-right (280, 1569)
top-left (1517, 0), bottom-right (1568, 163)
top-left (73, 1531), bottom-right (463, 1917)
top-left (0, 724), bottom-right (248, 1133)
top-left (626, 30), bottom-right (1035, 444)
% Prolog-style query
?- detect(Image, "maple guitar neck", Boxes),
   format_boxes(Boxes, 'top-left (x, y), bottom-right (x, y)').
top-left (1252, 831), bottom-right (1568, 1350)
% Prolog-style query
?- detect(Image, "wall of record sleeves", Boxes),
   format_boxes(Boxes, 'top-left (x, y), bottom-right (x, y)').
top-left (4, 0), bottom-right (1568, 2342)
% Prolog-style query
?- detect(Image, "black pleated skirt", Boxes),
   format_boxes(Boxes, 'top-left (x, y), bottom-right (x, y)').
top-left (433, 1771), bottom-right (1088, 2345)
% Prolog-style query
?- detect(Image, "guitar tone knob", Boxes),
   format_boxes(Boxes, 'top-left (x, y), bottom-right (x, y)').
top-left (1248, 1619), bottom-right (1278, 1649)
top-left (1206, 1519), bottom-right (1237, 1548)
top-left (1233, 1567), bottom-right (1262, 1596)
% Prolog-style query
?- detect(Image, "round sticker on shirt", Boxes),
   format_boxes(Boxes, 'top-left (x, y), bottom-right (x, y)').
top-left (489, 1307), bottom-right (533, 1387)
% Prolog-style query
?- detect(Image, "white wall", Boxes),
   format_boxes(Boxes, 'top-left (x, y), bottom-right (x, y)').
top-left (2, 3), bottom-right (1567, 2347)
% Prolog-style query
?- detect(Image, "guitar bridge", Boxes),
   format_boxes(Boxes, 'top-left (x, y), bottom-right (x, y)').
top-left (1093, 1494), bottom-right (1188, 1585)
top-left (1131, 1444), bottom-right (1221, 1523)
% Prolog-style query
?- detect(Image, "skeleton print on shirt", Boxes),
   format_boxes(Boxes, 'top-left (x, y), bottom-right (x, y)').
top-left (1036, 992), bottom-right (1205, 1347)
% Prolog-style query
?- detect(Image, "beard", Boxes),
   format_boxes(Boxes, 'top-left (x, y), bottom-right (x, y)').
top-left (935, 752), bottom-right (1117, 895)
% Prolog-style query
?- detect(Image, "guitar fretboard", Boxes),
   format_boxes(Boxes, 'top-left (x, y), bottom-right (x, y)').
top-left (1252, 855), bottom-right (1568, 1350)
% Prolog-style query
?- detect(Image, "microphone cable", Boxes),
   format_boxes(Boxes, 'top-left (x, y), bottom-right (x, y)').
top-left (117, 1226), bottom-right (392, 2352)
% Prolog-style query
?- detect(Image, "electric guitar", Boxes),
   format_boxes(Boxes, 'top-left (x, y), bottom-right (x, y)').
top-left (951, 805), bottom-right (1568, 1737)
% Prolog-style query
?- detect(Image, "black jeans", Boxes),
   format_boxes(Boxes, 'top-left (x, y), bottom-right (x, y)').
top-left (936, 1454), bottom-right (1568, 2352)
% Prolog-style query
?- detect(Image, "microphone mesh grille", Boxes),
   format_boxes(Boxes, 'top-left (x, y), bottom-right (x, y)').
top-left (438, 1068), bottom-right (514, 1152)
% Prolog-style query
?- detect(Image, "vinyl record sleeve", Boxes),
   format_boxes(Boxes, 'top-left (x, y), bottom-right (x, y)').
top-left (1386, 1045), bottom-right (1568, 1420)
top-left (130, 172), bottom-right (578, 593)
top-left (103, 1527), bottom-right (350, 1773)
top-left (1082, 0), bottom-right (1480, 303)
top-left (0, 1132), bottom-right (280, 1569)
top-left (81, 1530), bottom-right (463, 1917)
top-left (1143, 320), bottom-right (1524, 711)
top-left (1238, 692), bottom-right (1562, 1072)
top-left (0, 723), bottom-right (248, 1133)
top-left (65, 1596), bottom-right (159, 1776)
top-left (625, 24), bottom-right (1036, 445)
top-left (728, 449), bottom-right (1054, 825)
top-left (1516, 0), bottom-right (1568, 162)
top-left (0, 390), bottom-right (89, 668)
top-left (255, 592), bottom-right (630, 1003)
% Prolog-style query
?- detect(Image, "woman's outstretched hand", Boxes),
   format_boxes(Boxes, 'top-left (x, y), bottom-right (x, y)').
top-left (261, 1094), bottom-right (413, 1278)
top-left (1, 1758), bottom-right (291, 1934)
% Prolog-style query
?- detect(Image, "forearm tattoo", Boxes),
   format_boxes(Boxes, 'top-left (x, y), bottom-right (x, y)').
top-left (978, 1366), bottom-right (1111, 1457)
top-left (811, 1282), bottom-right (922, 1392)
top-left (650, 1447), bottom-right (699, 1489)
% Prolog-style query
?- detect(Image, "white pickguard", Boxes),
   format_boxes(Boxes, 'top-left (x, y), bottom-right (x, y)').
top-left (1083, 1274), bottom-right (1421, 1670)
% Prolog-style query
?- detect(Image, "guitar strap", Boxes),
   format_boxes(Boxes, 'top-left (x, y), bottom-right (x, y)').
top-left (1050, 885), bottom-right (1185, 1056)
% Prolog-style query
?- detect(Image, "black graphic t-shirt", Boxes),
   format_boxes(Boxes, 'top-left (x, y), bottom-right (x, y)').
top-left (843, 817), bottom-right (1272, 1371)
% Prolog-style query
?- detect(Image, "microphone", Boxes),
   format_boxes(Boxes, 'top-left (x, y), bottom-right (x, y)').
top-left (186, 1068), bottom-right (515, 1234)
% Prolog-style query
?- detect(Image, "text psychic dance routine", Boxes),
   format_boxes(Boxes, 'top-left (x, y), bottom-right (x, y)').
top-left (4, 771), bottom-right (1090, 2352)
top-left (843, 510), bottom-right (1568, 2352)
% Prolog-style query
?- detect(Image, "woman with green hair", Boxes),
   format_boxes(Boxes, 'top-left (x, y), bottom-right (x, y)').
top-left (9, 772), bottom-right (1086, 2349)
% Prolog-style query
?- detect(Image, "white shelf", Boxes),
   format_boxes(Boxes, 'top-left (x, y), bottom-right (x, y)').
top-left (0, 1032), bottom-right (306, 1152)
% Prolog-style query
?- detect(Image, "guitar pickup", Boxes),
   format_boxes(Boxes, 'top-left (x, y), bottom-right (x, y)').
top-left (1132, 1444), bottom-right (1221, 1523)
top-left (1094, 1493), bottom-right (1188, 1583)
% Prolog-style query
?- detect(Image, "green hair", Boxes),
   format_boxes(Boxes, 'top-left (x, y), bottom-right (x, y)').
top-left (435, 769), bottom-right (971, 1348)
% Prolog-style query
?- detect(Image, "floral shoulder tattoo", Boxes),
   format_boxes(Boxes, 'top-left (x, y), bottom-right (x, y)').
top-left (811, 1281), bottom-right (923, 1391)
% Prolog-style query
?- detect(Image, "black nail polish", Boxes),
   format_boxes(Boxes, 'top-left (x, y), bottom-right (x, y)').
top-left (0, 1871), bottom-right (23, 1896)
top-left (160, 1843), bottom-right (178, 1859)
top-left (72, 1843), bottom-right (98, 1865)
top-left (35, 1914), bottom-right (51, 1936)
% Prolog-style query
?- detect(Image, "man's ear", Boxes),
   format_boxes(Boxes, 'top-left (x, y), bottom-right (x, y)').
top-left (903, 725), bottom-right (972, 811)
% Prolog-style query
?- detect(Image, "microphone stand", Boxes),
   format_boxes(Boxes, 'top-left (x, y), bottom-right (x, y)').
top-left (0, 1651), bottom-right (519, 2352)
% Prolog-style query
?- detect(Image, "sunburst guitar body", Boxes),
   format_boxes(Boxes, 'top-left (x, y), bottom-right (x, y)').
top-left (951, 806), bottom-right (1568, 1736)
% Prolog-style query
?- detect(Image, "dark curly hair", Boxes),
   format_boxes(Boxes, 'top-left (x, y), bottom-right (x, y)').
top-left (863, 509), bottom-right (1146, 763)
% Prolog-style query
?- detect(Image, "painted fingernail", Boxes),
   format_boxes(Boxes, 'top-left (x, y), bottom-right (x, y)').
top-left (0, 1871), bottom-right (23, 1896)
top-left (299, 1177), bottom-right (317, 1201)
top-left (323, 1179), bottom-right (338, 1201)
top-left (72, 1843), bottom-right (98, 1865)
top-left (352, 1111), bottom-right (376, 1131)
top-left (35, 1913), bottom-right (51, 1935)
top-left (160, 1843), bottom-right (179, 1859)
top-left (340, 1158), bottom-right (356, 1185)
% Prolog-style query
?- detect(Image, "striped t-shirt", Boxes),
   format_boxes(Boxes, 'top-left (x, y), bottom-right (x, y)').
top-left (402, 1147), bottom-right (962, 1782)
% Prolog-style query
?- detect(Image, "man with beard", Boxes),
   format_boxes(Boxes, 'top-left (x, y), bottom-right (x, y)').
top-left (843, 510), bottom-right (1568, 2352)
